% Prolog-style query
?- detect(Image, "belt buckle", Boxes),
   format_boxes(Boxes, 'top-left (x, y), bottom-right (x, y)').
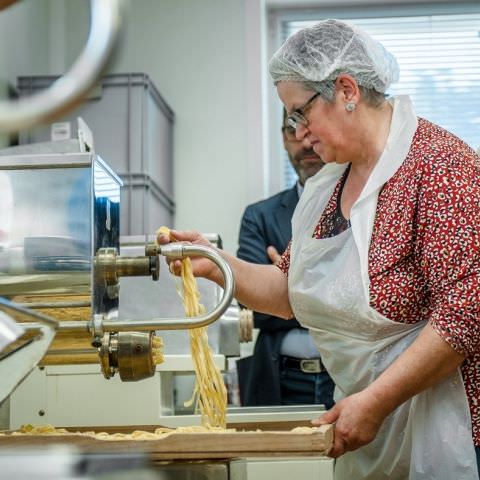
top-left (300, 359), bottom-right (322, 373)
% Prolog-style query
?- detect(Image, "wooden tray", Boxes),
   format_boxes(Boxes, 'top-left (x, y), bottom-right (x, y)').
top-left (0, 425), bottom-right (334, 460)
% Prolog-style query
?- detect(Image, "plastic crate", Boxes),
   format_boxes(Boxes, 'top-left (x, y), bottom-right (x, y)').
top-left (17, 73), bottom-right (175, 235)
top-left (121, 173), bottom-right (174, 235)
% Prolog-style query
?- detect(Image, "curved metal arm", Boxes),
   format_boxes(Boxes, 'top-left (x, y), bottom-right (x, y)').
top-left (54, 243), bottom-right (235, 333)
top-left (101, 243), bottom-right (234, 331)
top-left (0, 0), bottom-right (124, 132)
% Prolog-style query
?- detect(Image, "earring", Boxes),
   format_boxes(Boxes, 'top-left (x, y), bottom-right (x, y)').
top-left (345, 102), bottom-right (356, 112)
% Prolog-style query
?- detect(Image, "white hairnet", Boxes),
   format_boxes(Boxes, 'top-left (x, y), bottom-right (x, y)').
top-left (269, 19), bottom-right (399, 93)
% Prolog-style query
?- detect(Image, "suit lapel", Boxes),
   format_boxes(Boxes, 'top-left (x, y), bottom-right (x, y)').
top-left (274, 186), bottom-right (299, 248)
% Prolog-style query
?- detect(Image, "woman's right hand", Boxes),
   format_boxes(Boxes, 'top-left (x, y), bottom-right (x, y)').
top-left (156, 229), bottom-right (221, 282)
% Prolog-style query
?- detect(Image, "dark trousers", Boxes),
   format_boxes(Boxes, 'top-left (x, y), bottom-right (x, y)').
top-left (279, 356), bottom-right (335, 409)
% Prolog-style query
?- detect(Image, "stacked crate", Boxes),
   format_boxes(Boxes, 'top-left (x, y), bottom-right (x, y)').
top-left (17, 73), bottom-right (175, 236)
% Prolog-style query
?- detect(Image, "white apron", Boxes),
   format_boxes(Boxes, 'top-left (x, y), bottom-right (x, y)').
top-left (288, 96), bottom-right (478, 480)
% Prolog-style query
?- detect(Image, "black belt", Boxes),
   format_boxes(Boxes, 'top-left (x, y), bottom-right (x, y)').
top-left (282, 355), bottom-right (325, 373)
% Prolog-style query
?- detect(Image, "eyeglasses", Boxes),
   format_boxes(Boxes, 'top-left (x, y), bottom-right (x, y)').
top-left (286, 92), bottom-right (320, 130)
top-left (282, 124), bottom-right (297, 141)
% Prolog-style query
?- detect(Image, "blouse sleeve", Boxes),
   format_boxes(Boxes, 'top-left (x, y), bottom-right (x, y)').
top-left (417, 142), bottom-right (480, 356)
top-left (276, 240), bottom-right (292, 276)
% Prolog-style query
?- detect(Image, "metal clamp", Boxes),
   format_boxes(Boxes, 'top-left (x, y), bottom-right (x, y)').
top-left (91, 313), bottom-right (104, 348)
top-left (95, 247), bottom-right (160, 286)
top-left (98, 331), bottom-right (158, 381)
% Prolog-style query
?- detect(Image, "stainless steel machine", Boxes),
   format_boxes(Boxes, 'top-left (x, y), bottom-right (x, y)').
top-left (0, 150), bottom-right (234, 405)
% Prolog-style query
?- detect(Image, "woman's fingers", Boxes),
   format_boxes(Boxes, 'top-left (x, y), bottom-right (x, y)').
top-left (157, 233), bottom-right (171, 245)
top-left (156, 229), bottom-right (210, 247)
top-left (311, 392), bottom-right (387, 459)
top-left (155, 229), bottom-right (218, 280)
top-left (312, 406), bottom-right (344, 457)
top-left (168, 259), bottom-right (183, 276)
top-left (312, 406), bottom-right (339, 426)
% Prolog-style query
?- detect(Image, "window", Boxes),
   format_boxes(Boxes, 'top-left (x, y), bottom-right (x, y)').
top-left (277, 7), bottom-right (480, 188)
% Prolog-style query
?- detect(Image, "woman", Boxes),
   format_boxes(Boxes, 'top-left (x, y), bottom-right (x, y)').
top-left (159, 19), bottom-right (480, 479)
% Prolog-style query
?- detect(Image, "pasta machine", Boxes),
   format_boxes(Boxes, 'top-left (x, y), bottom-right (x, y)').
top-left (0, 151), bottom-right (234, 404)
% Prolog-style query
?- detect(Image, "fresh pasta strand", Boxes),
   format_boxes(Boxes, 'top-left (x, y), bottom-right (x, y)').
top-left (156, 227), bottom-right (227, 429)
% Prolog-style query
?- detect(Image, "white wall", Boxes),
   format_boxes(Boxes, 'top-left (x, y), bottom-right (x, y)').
top-left (60, 0), bottom-right (267, 254)
top-left (0, 0), bottom-right (51, 147)
top-left (0, 0), bottom-right (50, 83)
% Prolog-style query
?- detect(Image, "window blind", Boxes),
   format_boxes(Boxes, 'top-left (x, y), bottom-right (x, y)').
top-left (281, 12), bottom-right (480, 188)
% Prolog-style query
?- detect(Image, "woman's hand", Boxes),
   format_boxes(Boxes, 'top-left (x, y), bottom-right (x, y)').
top-left (156, 229), bottom-right (221, 282)
top-left (312, 390), bottom-right (389, 458)
top-left (157, 229), bottom-right (293, 318)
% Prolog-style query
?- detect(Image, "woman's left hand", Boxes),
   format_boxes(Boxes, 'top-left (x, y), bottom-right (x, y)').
top-left (312, 390), bottom-right (389, 458)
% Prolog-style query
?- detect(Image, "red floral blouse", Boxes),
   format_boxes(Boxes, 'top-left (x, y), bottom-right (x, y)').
top-left (278, 118), bottom-right (480, 445)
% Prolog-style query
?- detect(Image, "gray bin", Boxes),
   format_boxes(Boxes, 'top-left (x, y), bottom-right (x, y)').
top-left (121, 173), bottom-right (174, 235)
top-left (16, 73), bottom-right (175, 236)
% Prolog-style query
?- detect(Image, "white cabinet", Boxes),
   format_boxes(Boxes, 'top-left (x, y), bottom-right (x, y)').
top-left (230, 457), bottom-right (334, 480)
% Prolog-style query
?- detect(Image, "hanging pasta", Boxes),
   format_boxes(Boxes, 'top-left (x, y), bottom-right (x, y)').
top-left (156, 227), bottom-right (227, 429)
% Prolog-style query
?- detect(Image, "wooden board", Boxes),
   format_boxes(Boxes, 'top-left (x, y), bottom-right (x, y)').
top-left (0, 425), bottom-right (334, 460)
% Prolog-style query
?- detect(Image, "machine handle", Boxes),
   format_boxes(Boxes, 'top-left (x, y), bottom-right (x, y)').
top-left (52, 243), bottom-right (236, 333)
top-left (0, 0), bottom-right (124, 132)
top-left (101, 244), bottom-right (235, 331)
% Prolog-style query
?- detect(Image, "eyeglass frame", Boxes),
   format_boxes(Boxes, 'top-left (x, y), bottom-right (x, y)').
top-left (286, 92), bottom-right (320, 130)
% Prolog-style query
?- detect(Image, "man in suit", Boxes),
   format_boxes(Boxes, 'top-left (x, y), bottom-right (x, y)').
top-left (236, 111), bottom-right (335, 407)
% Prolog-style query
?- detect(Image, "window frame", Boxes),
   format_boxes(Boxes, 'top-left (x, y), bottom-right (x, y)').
top-left (266, 1), bottom-right (480, 191)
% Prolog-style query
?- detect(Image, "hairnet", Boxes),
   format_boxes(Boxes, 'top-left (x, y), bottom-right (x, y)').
top-left (269, 19), bottom-right (399, 93)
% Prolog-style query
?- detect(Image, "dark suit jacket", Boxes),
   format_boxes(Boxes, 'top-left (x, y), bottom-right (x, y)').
top-left (236, 185), bottom-right (306, 405)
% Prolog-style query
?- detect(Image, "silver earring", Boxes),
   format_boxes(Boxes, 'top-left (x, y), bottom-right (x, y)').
top-left (345, 102), bottom-right (356, 112)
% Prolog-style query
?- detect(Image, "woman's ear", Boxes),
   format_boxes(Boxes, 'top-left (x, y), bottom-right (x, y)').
top-left (335, 74), bottom-right (360, 103)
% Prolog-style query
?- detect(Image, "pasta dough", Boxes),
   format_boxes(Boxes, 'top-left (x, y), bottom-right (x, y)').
top-left (152, 335), bottom-right (164, 365)
top-left (10, 423), bottom-right (234, 441)
top-left (156, 227), bottom-right (227, 429)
